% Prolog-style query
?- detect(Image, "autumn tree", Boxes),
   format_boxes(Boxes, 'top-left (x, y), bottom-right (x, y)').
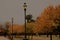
top-left (54, 5), bottom-right (60, 37)
top-left (26, 23), bottom-right (34, 33)
top-left (35, 5), bottom-right (60, 34)
top-left (4, 22), bottom-right (11, 35)
top-left (26, 22), bottom-right (35, 40)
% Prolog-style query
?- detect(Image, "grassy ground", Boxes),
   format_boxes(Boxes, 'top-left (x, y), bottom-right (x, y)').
top-left (0, 35), bottom-right (60, 40)
top-left (12, 35), bottom-right (60, 40)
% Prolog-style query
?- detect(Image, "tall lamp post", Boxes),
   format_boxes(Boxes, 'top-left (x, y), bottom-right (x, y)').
top-left (23, 3), bottom-right (28, 40)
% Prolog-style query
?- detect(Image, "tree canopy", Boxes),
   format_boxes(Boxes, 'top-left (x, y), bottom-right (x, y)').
top-left (34, 5), bottom-right (60, 34)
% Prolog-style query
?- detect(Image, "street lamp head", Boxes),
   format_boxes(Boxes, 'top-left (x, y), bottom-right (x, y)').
top-left (23, 3), bottom-right (27, 11)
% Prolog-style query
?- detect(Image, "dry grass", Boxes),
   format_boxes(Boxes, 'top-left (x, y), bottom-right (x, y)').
top-left (0, 35), bottom-right (60, 40)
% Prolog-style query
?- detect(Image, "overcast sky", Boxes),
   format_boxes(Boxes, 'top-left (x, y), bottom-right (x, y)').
top-left (0, 0), bottom-right (60, 25)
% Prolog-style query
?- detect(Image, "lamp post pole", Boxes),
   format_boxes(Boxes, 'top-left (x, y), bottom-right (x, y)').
top-left (23, 3), bottom-right (28, 40)
top-left (11, 17), bottom-right (13, 40)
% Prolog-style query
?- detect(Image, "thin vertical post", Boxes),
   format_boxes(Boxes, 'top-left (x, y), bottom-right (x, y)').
top-left (11, 17), bottom-right (13, 40)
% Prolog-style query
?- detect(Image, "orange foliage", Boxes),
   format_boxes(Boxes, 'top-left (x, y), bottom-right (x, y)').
top-left (34, 5), bottom-right (60, 33)
top-left (9, 24), bottom-right (24, 33)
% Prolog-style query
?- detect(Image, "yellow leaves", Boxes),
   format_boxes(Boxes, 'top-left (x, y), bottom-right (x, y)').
top-left (26, 22), bottom-right (34, 27)
top-left (26, 22), bottom-right (35, 33)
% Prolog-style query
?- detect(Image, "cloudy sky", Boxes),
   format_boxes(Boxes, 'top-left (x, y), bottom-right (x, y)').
top-left (0, 0), bottom-right (60, 25)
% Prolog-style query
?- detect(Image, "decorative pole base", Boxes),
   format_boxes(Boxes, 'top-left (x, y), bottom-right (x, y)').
top-left (23, 38), bottom-right (29, 40)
